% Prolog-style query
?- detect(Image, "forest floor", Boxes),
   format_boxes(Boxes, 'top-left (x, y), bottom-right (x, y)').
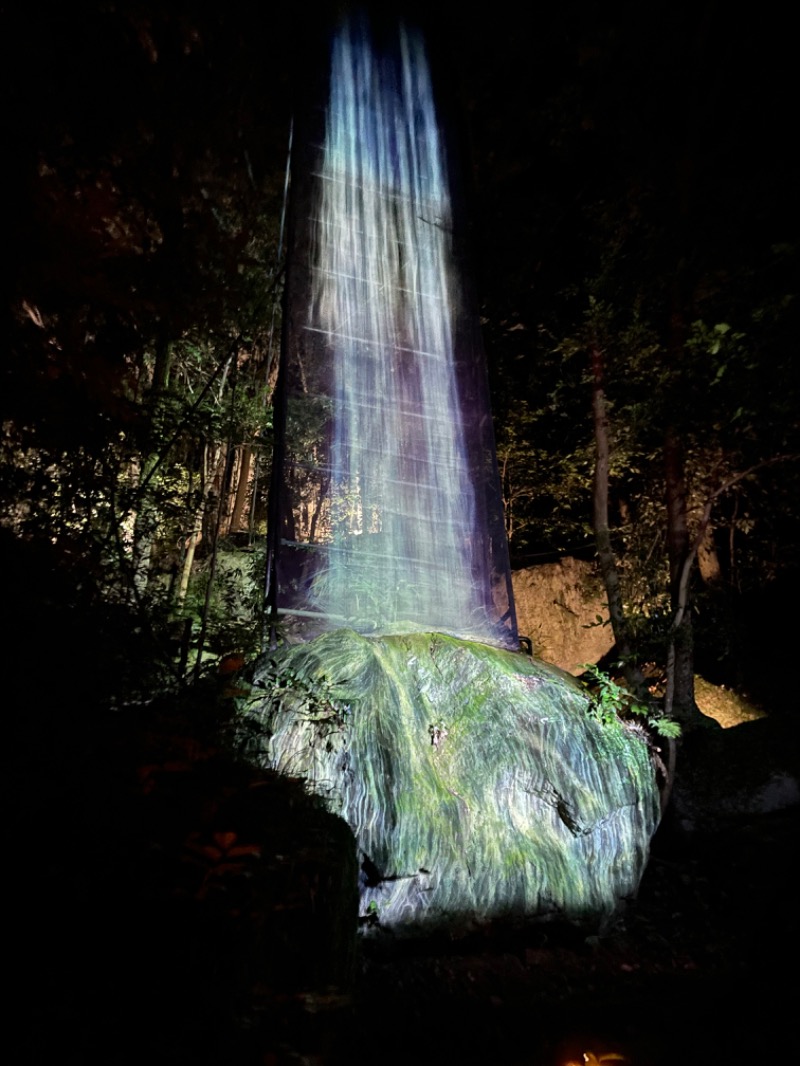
top-left (344, 804), bottom-right (799, 1066)
top-left (10, 659), bottom-right (799, 1066)
top-left (341, 693), bottom-right (798, 1066)
top-left (7, 535), bottom-right (796, 1066)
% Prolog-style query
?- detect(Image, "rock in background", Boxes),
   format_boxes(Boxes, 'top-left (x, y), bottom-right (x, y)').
top-left (512, 557), bottom-right (614, 673)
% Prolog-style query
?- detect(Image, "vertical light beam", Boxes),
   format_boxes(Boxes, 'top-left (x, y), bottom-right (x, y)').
top-left (273, 13), bottom-right (517, 649)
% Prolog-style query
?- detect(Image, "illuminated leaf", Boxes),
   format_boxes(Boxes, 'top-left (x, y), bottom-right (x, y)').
top-left (228, 844), bottom-right (262, 859)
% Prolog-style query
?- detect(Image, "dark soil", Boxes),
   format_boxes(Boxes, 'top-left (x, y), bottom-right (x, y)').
top-left (345, 806), bottom-right (800, 1066)
top-left (9, 646), bottom-right (799, 1066)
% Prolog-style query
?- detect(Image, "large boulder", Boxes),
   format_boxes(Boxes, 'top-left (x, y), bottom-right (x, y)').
top-left (512, 557), bottom-right (614, 673)
top-left (244, 629), bottom-right (661, 935)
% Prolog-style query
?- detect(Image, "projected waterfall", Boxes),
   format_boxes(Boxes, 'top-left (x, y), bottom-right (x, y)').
top-left (270, 14), bottom-right (516, 649)
top-left (255, 14), bottom-right (662, 937)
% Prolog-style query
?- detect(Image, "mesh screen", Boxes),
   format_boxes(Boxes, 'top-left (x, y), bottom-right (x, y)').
top-left (268, 14), bottom-right (517, 650)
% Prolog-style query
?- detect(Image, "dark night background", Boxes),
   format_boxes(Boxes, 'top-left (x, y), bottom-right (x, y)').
top-left (3, 2), bottom-right (799, 1064)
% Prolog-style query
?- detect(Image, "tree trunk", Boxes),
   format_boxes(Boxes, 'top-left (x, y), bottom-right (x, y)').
top-left (176, 443), bottom-right (221, 608)
top-left (217, 441), bottom-right (238, 537)
top-left (132, 339), bottom-right (173, 595)
top-left (229, 444), bottom-right (253, 533)
top-left (663, 295), bottom-right (705, 727)
top-left (177, 511), bottom-right (203, 607)
top-left (663, 424), bottom-right (695, 712)
top-left (590, 343), bottom-right (648, 700)
top-left (193, 448), bottom-right (230, 681)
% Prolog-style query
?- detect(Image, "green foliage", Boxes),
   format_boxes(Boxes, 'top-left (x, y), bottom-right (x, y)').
top-left (639, 711), bottom-right (681, 740)
top-left (1, 2), bottom-right (293, 698)
top-left (176, 549), bottom-right (265, 669)
top-left (580, 664), bottom-right (681, 739)
top-left (495, 395), bottom-right (595, 556)
top-left (246, 658), bottom-right (352, 726)
top-left (580, 664), bottom-right (643, 726)
top-left (476, 7), bottom-right (799, 699)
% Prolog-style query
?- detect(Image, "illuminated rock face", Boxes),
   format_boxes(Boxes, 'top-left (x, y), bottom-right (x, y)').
top-left (249, 630), bottom-right (661, 934)
top-left (270, 13), bottom-right (516, 650)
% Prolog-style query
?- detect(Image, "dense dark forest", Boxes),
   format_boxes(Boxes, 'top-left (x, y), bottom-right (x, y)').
top-left (4, 3), bottom-right (799, 1064)
top-left (4, 1), bottom-right (798, 707)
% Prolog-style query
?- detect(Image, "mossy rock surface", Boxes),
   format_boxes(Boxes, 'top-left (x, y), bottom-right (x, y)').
top-left (247, 629), bottom-right (660, 934)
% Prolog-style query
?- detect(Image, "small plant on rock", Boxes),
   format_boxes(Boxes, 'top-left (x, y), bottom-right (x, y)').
top-left (580, 664), bottom-right (681, 739)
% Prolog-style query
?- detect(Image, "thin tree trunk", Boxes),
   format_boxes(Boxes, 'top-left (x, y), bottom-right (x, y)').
top-left (202, 448), bottom-right (228, 544)
top-left (663, 423), bottom-right (698, 722)
top-left (663, 283), bottom-right (706, 729)
top-left (663, 456), bottom-right (795, 723)
top-left (177, 512), bottom-right (203, 607)
top-left (131, 452), bottom-right (159, 595)
top-left (229, 445), bottom-right (253, 533)
top-left (194, 442), bottom-right (233, 679)
top-left (176, 443), bottom-right (219, 607)
top-left (132, 339), bottom-right (173, 595)
top-left (218, 441), bottom-right (238, 537)
top-left (247, 454), bottom-right (261, 545)
top-left (590, 342), bottom-right (648, 701)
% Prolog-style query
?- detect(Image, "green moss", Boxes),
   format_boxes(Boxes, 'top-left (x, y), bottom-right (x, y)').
top-left (247, 629), bottom-right (660, 935)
